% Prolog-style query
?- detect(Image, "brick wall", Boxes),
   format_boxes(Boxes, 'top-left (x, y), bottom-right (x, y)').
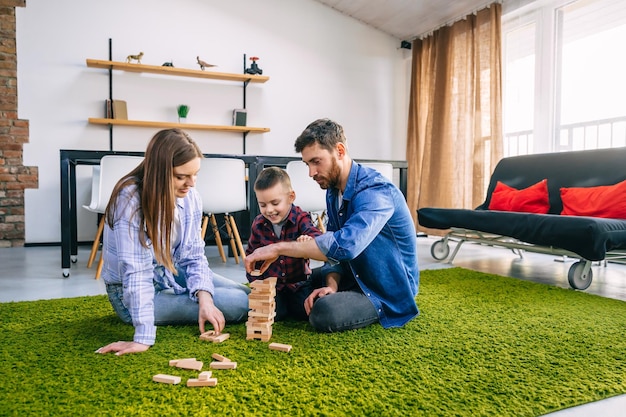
top-left (0, 0), bottom-right (36, 247)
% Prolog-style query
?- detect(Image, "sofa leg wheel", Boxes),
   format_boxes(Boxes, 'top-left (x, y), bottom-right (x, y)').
top-left (568, 261), bottom-right (593, 290)
top-left (430, 239), bottom-right (450, 261)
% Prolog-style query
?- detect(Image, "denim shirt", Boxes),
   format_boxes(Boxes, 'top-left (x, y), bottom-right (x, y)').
top-left (314, 163), bottom-right (419, 328)
top-left (101, 185), bottom-right (213, 345)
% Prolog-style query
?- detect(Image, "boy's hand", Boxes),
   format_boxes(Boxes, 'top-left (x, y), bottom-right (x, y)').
top-left (296, 235), bottom-right (313, 242)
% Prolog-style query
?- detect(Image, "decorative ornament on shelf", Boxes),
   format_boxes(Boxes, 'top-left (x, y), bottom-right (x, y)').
top-left (177, 105), bottom-right (190, 123)
top-left (126, 52), bottom-right (143, 64)
top-left (245, 56), bottom-right (263, 75)
top-left (196, 56), bottom-right (216, 71)
top-left (162, 61), bottom-right (174, 67)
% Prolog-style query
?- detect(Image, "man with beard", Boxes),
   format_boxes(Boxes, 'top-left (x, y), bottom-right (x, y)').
top-left (245, 118), bottom-right (419, 332)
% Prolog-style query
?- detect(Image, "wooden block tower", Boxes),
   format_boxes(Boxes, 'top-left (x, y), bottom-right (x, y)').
top-left (246, 277), bottom-right (277, 342)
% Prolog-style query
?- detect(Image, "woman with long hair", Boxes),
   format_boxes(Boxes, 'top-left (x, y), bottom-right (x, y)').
top-left (95, 128), bottom-right (249, 355)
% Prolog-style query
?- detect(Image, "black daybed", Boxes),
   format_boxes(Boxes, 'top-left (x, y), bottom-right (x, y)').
top-left (417, 147), bottom-right (626, 290)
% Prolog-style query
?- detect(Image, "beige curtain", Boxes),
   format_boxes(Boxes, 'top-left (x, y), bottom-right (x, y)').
top-left (407, 3), bottom-right (503, 233)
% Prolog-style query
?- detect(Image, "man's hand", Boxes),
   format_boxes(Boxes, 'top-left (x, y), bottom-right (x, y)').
top-left (244, 243), bottom-right (280, 275)
top-left (304, 286), bottom-right (337, 315)
top-left (304, 271), bottom-right (340, 315)
top-left (95, 341), bottom-right (150, 356)
top-left (196, 290), bottom-right (225, 334)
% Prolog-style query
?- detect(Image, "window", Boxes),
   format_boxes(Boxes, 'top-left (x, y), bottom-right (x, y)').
top-left (502, 0), bottom-right (626, 156)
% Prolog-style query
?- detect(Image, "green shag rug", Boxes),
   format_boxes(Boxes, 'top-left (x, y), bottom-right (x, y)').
top-left (1, 268), bottom-right (625, 417)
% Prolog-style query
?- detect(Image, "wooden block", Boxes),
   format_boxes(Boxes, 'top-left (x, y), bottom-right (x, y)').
top-left (249, 291), bottom-right (276, 300)
top-left (210, 361), bottom-right (237, 370)
top-left (249, 300), bottom-right (276, 310)
top-left (199, 330), bottom-right (215, 341)
top-left (175, 359), bottom-right (203, 371)
top-left (200, 332), bottom-right (230, 343)
top-left (187, 377), bottom-right (218, 387)
top-left (198, 371), bottom-right (212, 380)
top-left (250, 306), bottom-right (276, 315)
top-left (248, 316), bottom-right (275, 324)
top-left (210, 333), bottom-right (230, 343)
top-left (250, 278), bottom-right (277, 289)
top-left (248, 310), bottom-right (276, 318)
top-left (153, 374), bottom-right (182, 384)
top-left (269, 342), bottom-right (292, 353)
top-left (250, 270), bottom-right (262, 276)
top-left (247, 321), bottom-right (273, 328)
top-left (247, 333), bottom-right (272, 342)
top-left (169, 357), bottom-right (195, 366)
top-left (211, 353), bottom-right (231, 362)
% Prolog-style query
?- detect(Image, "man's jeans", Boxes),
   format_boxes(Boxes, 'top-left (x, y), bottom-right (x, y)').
top-left (275, 267), bottom-right (380, 332)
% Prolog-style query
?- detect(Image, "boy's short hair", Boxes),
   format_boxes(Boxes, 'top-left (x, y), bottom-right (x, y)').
top-left (254, 166), bottom-right (293, 192)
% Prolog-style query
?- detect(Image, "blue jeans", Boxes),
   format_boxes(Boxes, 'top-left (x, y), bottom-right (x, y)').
top-left (277, 268), bottom-right (380, 332)
top-left (105, 270), bottom-right (250, 326)
top-left (308, 290), bottom-right (379, 332)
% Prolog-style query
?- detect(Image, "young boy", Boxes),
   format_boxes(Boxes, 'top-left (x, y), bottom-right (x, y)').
top-left (246, 166), bottom-right (322, 321)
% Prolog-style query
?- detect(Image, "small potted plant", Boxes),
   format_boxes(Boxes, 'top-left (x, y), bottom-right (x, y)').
top-left (177, 105), bottom-right (190, 123)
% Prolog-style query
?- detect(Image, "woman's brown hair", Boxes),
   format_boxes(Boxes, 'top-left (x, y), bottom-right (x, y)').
top-left (105, 128), bottom-right (203, 273)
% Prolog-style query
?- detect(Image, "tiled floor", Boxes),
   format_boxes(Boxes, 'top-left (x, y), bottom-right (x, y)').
top-left (0, 236), bottom-right (624, 416)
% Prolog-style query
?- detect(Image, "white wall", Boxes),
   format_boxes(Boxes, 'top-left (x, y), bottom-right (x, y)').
top-left (17, 0), bottom-right (411, 244)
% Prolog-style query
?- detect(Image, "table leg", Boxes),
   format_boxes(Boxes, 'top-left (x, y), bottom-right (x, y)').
top-left (60, 152), bottom-right (71, 277)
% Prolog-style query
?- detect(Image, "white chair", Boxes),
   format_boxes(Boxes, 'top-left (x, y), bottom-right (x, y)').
top-left (83, 155), bottom-right (144, 279)
top-left (360, 162), bottom-right (394, 181)
top-left (285, 160), bottom-right (327, 233)
top-left (196, 158), bottom-right (247, 263)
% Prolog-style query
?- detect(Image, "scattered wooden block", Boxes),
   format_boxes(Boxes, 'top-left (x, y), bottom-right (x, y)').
top-left (198, 371), bottom-right (212, 381)
top-left (211, 353), bottom-right (231, 362)
top-left (200, 332), bottom-right (230, 343)
top-left (169, 357), bottom-right (195, 366)
top-left (187, 377), bottom-right (218, 387)
top-left (153, 374), bottom-right (182, 384)
top-left (269, 342), bottom-right (292, 353)
top-left (175, 358), bottom-right (203, 371)
top-left (210, 361), bottom-right (237, 370)
top-left (211, 333), bottom-right (230, 343)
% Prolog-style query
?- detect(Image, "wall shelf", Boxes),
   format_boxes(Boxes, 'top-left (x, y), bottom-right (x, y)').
top-left (87, 40), bottom-right (269, 153)
top-left (86, 59), bottom-right (270, 84)
top-left (88, 117), bottom-right (270, 133)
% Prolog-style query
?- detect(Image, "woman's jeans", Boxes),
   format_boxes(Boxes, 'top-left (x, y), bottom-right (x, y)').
top-left (105, 270), bottom-right (250, 326)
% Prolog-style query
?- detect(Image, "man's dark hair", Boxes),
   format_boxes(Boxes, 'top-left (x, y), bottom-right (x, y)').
top-left (254, 166), bottom-right (292, 191)
top-left (294, 118), bottom-right (347, 153)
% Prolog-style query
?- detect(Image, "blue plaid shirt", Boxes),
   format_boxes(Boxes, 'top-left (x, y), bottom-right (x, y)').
top-left (101, 185), bottom-right (213, 345)
top-left (314, 163), bottom-right (420, 328)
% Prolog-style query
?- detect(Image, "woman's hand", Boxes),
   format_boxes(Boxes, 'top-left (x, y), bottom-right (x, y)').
top-left (196, 290), bottom-right (225, 334)
top-left (95, 341), bottom-right (150, 356)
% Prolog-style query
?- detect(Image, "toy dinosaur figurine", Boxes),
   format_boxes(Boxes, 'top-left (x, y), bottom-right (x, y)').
top-left (196, 56), bottom-right (216, 71)
top-left (126, 52), bottom-right (143, 64)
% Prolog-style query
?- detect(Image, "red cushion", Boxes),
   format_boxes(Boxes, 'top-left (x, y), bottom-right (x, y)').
top-left (488, 179), bottom-right (550, 213)
top-left (560, 180), bottom-right (626, 219)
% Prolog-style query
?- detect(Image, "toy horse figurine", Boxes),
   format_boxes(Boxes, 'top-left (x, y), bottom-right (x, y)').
top-left (126, 52), bottom-right (143, 64)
